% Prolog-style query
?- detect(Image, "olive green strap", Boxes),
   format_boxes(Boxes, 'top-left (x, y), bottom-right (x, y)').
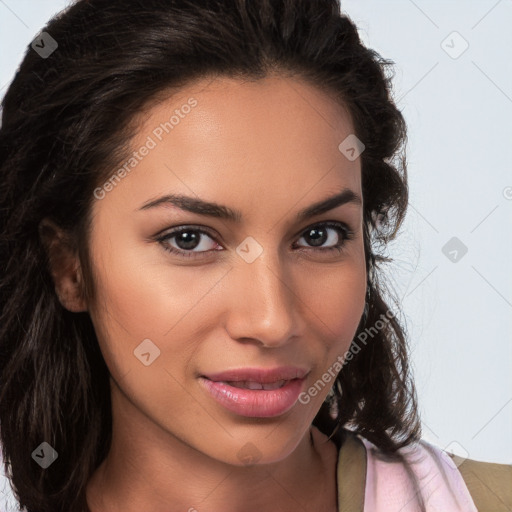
top-left (337, 431), bottom-right (367, 512)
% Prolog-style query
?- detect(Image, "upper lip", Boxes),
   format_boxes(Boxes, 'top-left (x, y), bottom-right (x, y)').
top-left (202, 366), bottom-right (309, 383)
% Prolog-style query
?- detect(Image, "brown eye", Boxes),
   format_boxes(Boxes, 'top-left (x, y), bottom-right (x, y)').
top-left (295, 222), bottom-right (354, 253)
top-left (157, 226), bottom-right (221, 258)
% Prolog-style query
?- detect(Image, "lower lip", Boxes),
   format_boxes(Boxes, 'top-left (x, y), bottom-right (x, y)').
top-left (199, 377), bottom-right (305, 418)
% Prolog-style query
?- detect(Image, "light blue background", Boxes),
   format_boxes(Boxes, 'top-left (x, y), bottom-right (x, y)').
top-left (1, 2), bottom-right (511, 506)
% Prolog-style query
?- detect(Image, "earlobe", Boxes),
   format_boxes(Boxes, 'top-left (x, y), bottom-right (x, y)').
top-left (38, 217), bottom-right (88, 313)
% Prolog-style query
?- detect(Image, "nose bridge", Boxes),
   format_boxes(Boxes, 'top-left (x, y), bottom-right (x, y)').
top-left (225, 243), bottom-right (301, 346)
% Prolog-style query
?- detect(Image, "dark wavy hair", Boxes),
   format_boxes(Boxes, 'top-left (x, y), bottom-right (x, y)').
top-left (0, 0), bottom-right (422, 510)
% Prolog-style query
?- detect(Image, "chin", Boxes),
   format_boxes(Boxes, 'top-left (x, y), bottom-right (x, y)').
top-left (198, 417), bottom-right (312, 467)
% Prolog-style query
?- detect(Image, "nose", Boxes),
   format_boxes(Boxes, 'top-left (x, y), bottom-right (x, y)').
top-left (223, 248), bottom-right (305, 348)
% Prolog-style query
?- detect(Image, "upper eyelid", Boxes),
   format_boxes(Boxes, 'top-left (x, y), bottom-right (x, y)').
top-left (155, 224), bottom-right (219, 243)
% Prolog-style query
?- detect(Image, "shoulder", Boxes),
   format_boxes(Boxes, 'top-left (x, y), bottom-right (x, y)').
top-left (448, 452), bottom-right (512, 512)
top-left (337, 430), bottom-right (511, 512)
top-left (363, 435), bottom-right (478, 511)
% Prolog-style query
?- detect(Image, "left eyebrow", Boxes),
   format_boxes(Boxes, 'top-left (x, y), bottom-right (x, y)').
top-left (296, 188), bottom-right (362, 222)
top-left (138, 187), bottom-right (362, 223)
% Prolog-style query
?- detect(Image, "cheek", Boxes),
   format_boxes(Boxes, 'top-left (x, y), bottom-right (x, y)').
top-left (86, 233), bottom-right (189, 369)
top-left (86, 247), bottom-right (209, 428)
top-left (89, 218), bottom-right (198, 328)
top-left (316, 271), bottom-right (365, 327)
top-left (298, 254), bottom-right (367, 400)
top-left (304, 258), bottom-right (367, 351)
top-left (86, 233), bottom-right (234, 385)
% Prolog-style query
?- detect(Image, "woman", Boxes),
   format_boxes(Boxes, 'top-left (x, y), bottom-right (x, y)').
top-left (0, 1), bottom-right (510, 511)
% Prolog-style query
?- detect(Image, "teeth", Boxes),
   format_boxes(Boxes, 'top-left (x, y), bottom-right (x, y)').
top-left (225, 380), bottom-right (287, 390)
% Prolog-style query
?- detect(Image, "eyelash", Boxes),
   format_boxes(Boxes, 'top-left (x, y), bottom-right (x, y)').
top-left (155, 221), bottom-right (355, 260)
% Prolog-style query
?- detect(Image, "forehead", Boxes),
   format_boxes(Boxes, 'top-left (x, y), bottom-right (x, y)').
top-left (136, 73), bottom-right (356, 151)
top-left (94, 74), bottom-right (362, 218)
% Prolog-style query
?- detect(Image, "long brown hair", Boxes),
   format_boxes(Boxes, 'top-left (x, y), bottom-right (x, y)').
top-left (0, 1), bottom-right (420, 510)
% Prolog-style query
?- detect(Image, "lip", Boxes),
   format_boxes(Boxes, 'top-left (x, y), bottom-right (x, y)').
top-left (199, 366), bottom-right (309, 418)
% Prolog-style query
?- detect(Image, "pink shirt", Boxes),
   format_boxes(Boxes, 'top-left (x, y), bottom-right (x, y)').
top-left (361, 436), bottom-right (478, 511)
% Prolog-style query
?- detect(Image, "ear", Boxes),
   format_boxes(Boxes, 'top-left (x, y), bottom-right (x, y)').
top-left (38, 217), bottom-right (88, 312)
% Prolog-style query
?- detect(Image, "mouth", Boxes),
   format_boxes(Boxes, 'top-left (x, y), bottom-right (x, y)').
top-left (198, 366), bottom-right (309, 418)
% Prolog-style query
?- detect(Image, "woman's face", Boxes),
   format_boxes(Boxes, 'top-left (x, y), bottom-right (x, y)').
top-left (86, 74), bottom-right (367, 465)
